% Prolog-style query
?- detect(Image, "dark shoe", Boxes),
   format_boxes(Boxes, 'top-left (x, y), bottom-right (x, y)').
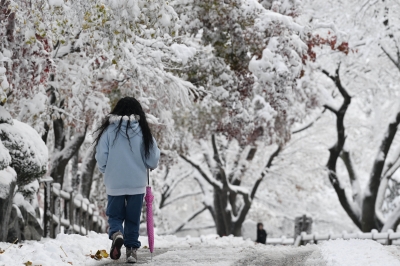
top-left (126, 247), bottom-right (138, 263)
top-left (110, 231), bottom-right (124, 260)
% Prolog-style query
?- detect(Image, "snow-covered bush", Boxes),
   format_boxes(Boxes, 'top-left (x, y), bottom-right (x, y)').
top-left (0, 167), bottom-right (16, 201)
top-left (11, 181), bottom-right (43, 241)
top-left (0, 165), bottom-right (17, 242)
top-left (0, 55), bottom-right (8, 105)
top-left (0, 107), bottom-right (47, 241)
top-left (0, 106), bottom-right (17, 199)
top-left (0, 107), bottom-right (16, 242)
top-left (0, 116), bottom-right (48, 186)
top-left (0, 140), bottom-right (11, 171)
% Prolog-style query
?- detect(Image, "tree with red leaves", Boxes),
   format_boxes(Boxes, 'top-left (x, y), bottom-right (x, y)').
top-left (166, 0), bottom-right (324, 236)
top-left (0, 0), bottom-right (54, 130)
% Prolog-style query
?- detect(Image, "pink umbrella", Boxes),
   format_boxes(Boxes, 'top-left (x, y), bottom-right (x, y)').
top-left (145, 170), bottom-right (154, 257)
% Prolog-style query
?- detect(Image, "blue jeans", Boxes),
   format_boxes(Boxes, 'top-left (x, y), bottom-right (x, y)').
top-left (106, 194), bottom-right (144, 248)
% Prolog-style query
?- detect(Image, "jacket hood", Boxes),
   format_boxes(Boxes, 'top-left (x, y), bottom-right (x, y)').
top-left (109, 114), bottom-right (141, 138)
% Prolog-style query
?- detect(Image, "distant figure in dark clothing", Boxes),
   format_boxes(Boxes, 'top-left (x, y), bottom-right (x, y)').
top-left (256, 222), bottom-right (267, 244)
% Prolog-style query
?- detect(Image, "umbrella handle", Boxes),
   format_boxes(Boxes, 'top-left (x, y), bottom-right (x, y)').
top-left (147, 168), bottom-right (150, 186)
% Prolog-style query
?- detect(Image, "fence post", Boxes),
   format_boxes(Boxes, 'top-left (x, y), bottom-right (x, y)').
top-left (85, 203), bottom-right (90, 234)
top-left (83, 202), bottom-right (87, 234)
top-left (294, 214), bottom-right (313, 245)
top-left (43, 181), bottom-right (52, 238)
top-left (64, 197), bottom-right (68, 232)
top-left (54, 195), bottom-right (62, 235)
top-left (40, 179), bottom-right (104, 237)
top-left (387, 229), bottom-right (393, 245)
top-left (69, 192), bottom-right (74, 234)
top-left (50, 193), bottom-right (56, 238)
top-left (89, 209), bottom-right (94, 232)
top-left (79, 200), bottom-right (84, 235)
top-left (74, 201), bottom-right (79, 234)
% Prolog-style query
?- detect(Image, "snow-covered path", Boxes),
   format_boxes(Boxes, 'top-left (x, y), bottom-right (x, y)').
top-left (100, 248), bottom-right (168, 265)
top-left (100, 241), bottom-right (400, 266)
top-left (101, 245), bottom-right (317, 266)
top-left (1, 232), bottom-right (400, 265)
top-left (148, 246), bottom-right (316, 266)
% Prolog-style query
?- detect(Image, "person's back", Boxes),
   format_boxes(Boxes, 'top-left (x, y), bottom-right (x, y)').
top-left (96, 115), bottom-right (159, 195)
top-left (95, 97), bottom-right (160, 263)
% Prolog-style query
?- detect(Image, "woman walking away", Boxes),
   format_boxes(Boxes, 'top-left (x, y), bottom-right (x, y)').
top-left (95, 97), bottom-right (160, 263)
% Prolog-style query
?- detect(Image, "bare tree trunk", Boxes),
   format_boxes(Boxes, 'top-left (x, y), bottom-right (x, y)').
top-left (53, 118), bottom-right (65, 152)
top-left (361, 112), bottom-right (400, 232)
top-left (229, 180), bottom-right (239, 217)
top-left (159, 167), bottom-right (170, 209)
top-left (80, 147), bottom-right (97, 198)
top-left (381, 203), bottom-right (400, 232)
top-left (375, 151), bottom-right (400, 226)
top-left (42, 122), bottom-right (50, 144)
top-left (70, 151), bottom-right (79, 190)
top-left (322, 64), bottom-right (400, 232)
top-left (50, 128), bottom-right (87, 187)
top-left (340, 151), bottom-right (362, 206)
top-left (213, 188), bottom-right (230, 236)
top-left (2, 0), bottom-right (15, 43)
top-left (180, 135), bottom-right (281, 237)
top-left (323, 66), bottom-right (362, 230)
top-left (42, 85), bottom-right (56, 144)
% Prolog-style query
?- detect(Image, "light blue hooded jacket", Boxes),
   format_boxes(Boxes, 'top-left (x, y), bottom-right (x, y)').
top-left (95, 115), bottom-right (160, 196)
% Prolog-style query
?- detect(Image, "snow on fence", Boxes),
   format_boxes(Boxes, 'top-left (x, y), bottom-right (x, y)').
top-left (264, 230), bottom-right (400, 246)
top-left (39, 178), bottom-right (106, 238)
top-left (266, 236), bottom-right (295, 245)
top-left (292, 230), bottom-right (400, 246)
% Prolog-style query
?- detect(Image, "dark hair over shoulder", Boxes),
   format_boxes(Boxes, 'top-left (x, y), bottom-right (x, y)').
top-left (93, 97), bottom-right (154, 158)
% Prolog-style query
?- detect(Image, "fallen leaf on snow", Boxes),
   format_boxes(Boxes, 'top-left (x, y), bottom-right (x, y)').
top-left (99, 250), bottom-right (109, 259)
top-left (23, 261), bottom-right (32, 266)
top-left (0, 249), bottom-right (4, 254)
top-left (90, 249), bottom-right (109, 260)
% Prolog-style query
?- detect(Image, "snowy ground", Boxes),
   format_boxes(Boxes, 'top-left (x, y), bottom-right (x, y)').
top-left (1, 232), bottom-right (400, 266)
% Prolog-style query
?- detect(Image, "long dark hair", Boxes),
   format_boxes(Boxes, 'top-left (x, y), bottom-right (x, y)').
top-left (94, 97), bottom-right (154, 158)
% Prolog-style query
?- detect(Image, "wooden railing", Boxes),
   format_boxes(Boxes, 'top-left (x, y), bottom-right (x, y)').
top-left (293, 229), bottom-right (400, 246)
top-left (264, 230), bottom-right (400, 246)
top-left (39, 178), bottom-right (106, 238)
